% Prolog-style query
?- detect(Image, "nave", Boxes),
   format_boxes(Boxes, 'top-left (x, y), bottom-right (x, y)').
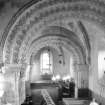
top-left (0, 0), bottom-right (105, 105)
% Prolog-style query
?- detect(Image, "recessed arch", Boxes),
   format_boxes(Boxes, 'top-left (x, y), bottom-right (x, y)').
top-left (18, 26), bottom-right (85, 64)
top-left (26, 35), bottom-right (85, 65)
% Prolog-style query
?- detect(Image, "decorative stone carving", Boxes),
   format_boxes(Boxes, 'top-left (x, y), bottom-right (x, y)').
top-left (2, 64), bottom-right (26, 105)
top-left (19, 26), bottom-right (86, 66)
top-left (2, 0), bottom-right (105, 64)
top-left (25, 35), bottom-right (84, 65)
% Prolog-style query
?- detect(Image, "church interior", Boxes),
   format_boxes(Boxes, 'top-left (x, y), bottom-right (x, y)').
top-left (0, 0), bottom-right (105, 105)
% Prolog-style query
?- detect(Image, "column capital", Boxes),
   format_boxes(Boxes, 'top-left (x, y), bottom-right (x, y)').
top-left (3, 64), bottom-right (21, 74)
top-left (3, 63), bottom-right (27, 73)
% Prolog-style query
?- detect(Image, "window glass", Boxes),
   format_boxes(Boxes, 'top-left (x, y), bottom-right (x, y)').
top-left (40, 50), bottom-right (52, 75)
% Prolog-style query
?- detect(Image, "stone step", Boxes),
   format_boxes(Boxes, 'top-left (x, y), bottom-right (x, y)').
top-left (63, 98), bottom-right (90, 105)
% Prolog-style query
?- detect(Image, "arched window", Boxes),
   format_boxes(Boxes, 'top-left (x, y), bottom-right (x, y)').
top-left (40, 50), bottom-right (53, 75)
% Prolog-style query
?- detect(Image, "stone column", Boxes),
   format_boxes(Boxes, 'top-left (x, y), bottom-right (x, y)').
top-left (25, 64), bottom-right (31, 96)
top-left (73, 64), bottom-right (78, 98)
top-left (74, 64), bottom-right (89, 88)
top-left (79, 64), bottom-right (89, 88)
top-left (18, 63), bottom-right (27, 105)
top-left (19, 78), bottom-right (26, 105)
top-left (74, 63), bottom-right (89, 98)
top-left (2, 64), bottom-right (26, 105)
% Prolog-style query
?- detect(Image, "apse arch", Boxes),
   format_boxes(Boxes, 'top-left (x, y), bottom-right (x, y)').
top-left (29, 43), bottom-right (79, 73)
top-left (26, 35), bottom-right (85, 66)
top-left (18, 26), bottom-right (86, 64)
top-left (27, 40), bottom-right (81, 76)
top-left (1, 0), bottom-right (105, 65)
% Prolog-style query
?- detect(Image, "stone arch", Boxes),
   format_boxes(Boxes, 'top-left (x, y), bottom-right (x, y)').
top-left (29, 45), bottom-right (78, 66)
top-left (26, 35), bottom-right (84, 65)
top-left (17, 26), bottom-right (85, 64)
top-left (2, 0), bottom-right (105, 65)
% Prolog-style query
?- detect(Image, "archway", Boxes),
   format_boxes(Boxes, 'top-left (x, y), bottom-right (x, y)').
top-left (1, 0), bottom-right (105, 105)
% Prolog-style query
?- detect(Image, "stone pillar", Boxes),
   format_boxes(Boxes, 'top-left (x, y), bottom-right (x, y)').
top-left (25, 64), bottom-right (31, 96)
top-left (74, 63), bottom-right (89, 98)
top-left (1, 65), bottom-right (19, 105)
top-left (74, 64), bottom-right (89, 88)
top-left (1, 64), bottom-right (26, 105)
top-left (74, 70), bottom-right (79, 98)
top-left (18, 64), bottom-right (26, 105)
top-left (75, 85), bottom-right (78, 99)
top-left (73, 64), bottom-right (78, 98)
top-left (0, 47), bottom-right (3, 64)
top-left (80, 64), bottom-right (89, 88)
top-left (19, 78), bottom-right (25, 105)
